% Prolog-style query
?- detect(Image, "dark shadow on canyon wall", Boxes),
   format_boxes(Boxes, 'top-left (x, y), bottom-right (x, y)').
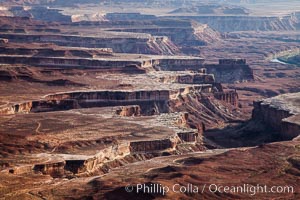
top-left (203, 120), bottom-right (286, 148)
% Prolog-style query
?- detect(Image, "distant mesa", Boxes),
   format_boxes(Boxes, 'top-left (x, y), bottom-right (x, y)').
top-left (169, 5), bottom-right (250, 15)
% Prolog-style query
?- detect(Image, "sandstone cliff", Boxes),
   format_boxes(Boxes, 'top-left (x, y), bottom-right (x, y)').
top-left (0, 32), bottom-right (179, 55)
top-left (204, 59), bottom-right (254, 83)
top-left (252, 93), bottom-right (300, 139)
top-left (171, 14), bottom-right (299, 32)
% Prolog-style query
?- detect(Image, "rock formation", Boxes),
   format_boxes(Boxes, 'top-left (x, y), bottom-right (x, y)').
top-left (172, 14), bottom-right (300, 32)
top-left (0, 32), bottom-right (180, 55)
top-left (205, 59), bottom-right (254, 83)
top-left (116, 105), bottom-right (141, 117)
top-left (252, 92), bottom-right (300, 139)
top-left (0, 1), bottom-right (299, 199)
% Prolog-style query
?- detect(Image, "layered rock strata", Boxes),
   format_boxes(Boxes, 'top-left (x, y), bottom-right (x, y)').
top-left (160, 72), bottom-right (215, 84)
top-left (0, 33), bottom-right (179, 55)
top-left (172, 14), bottom-right (300, 32)
top-left (0, 86), bottom-right (212, 115)
top-left (252, 92), bottom-right (300, 139)
top-left (204, 59), bottom-right (254, 83)
top-left (214, 91), bottom-right (239, 107)
top-left (116, 105), bottom-right (141, 117)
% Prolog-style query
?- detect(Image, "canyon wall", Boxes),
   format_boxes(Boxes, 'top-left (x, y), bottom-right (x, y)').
top-left (252, 93), bottom-right (300, 140)
top-left (175, 14), bottom-right (299, 32)
top-left (116, 105), bottom-right (141, 117)
top-left (33, 161), bottom-right (65, 178)
top-left (0, 50), bottom-right (252, 84)
top-left (205, 59), bottom-right (254, 83)
top-left (0, 33), bottom-right (179, 55)
top-left (154, 58), bottom-right (204, 71)
top-left (214, 91), bottom-right (239, 107)
top-left (0, 90), bottom-right (174, 115)
top-left (177, 132), bottom-right (197, 143)
top-left (0, 54), bottom-right (205, 73)
top-left (130, 138), bottom-right (176, 153)
top-left (0, 47), bottom-right (114, 57)
top-left (108, 20), bottom-right (221, 46)
top-left (0, 55), bottom-right (144, 70)
top-left (160, 73), bottom-right (215, 84)
top-left (0, 6), bottom-right (72, 22)
top-left (67, 130), bottom-right (198, 175)
top-left (6, 130), bottom-right (199, 177)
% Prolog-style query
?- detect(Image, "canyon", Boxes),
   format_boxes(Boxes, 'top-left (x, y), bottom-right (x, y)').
top-left (0, 0), bottom-right (299, 199)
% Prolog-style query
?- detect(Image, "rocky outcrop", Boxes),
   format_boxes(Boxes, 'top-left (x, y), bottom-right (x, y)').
top-left (0, 50), bottom-right (251, 84)
top-left (107, 19), bottom-right (221, 47)
top-left (173, 14), bottom-right (299, 32)
top-left (71, 14), bottom-right (107, 23)
top-left (177, 132), bottom-right (197, 143)
top-left (0, 53), bottom-right (204, 73)
top-left (177, 112), bottom-right (205, 134)
top-left (0, 100), bottom-right (80, 114)
top-left (192, 23), bottom-right (221, 45)
top-left (0, 6), bottom-right (72, 22)
top-left (0, 90), bottom-right (173, 115)
top-left (78, 142), bottom-right (131, 174)
top-left (7, 160), bottom-right (66, 178)
top-left (0, 32), bottom-right (179, 55)
top-left (0, 101), bottom-right (33, 114)
top-left (64, 130), bottom-right (199, 175)
top-left (33, 161), bottom-right (65, 178)
top-left (0, 55), bottom-right (147, 73)
top-left (169, 88), bottom-right (245, 129)
top-left (46, 90), bottom-right (171, 101)
top-left (130, 138), bottom-right (178, 153)
top-left (169, 5), bottom-right (249, 15)
top-left (0, 46), bottom-right (114, 57)
top-left (160, 72), bottom-right (215, 84)
top-left (252, 93), bottom-right (300, 140)
top-left (116, 105), bottom-right (141, 117)
top-left (154, 57), bottom-right (204, 71)
top-left (8, 165), bottom-right (32, 175)
top-left (214, 91), bottom-right (239, 107)
top-left (105, 13), bottom-right (156, 21)
top-left (205, 59), bottom-right (254, 83)
top-left (147, 36), bottom-right (180, 55)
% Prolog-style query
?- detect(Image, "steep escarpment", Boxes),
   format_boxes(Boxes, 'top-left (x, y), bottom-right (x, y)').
top-left (0, 90), bottom-right (172, 115)
top-left (173, 14), bottom-right (299, 32)
top-left (0, 46), bottom-right (113, 58)
top-left (252, 92), bottom-right (300, 139)
top-left (169, 5), bottom-right (250, 15)
top-left (159, 72), bottom-right (215, 84)
top-left (33, 161), bottom-right (66, 178)
top-left (0, 105), bottom-right (204, 177)
top-left (192, 22), bottom-right (221, 44)
top-left (116, 105), bottom-right (141, 117)
top-left (169, 87), bottom-right (243, 129)
top-left (0, 38), bottom-right (254, 84)
top-left (204, 59), bottom-right (254, 83)
top-left (0, 56), bottom-right (254, 83)
top-left (4, 129), bottom-right (201, 178)
top-left (107, 19), bottom-right (221, 48)
top-left (0, 32), bottom-right (179, 55)
top-left (0, 55), bottom-right (148, 74)
top-left (0, 6), bottom-right (71, 22)
top-left (147, 36), bottom-right (180, 55)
